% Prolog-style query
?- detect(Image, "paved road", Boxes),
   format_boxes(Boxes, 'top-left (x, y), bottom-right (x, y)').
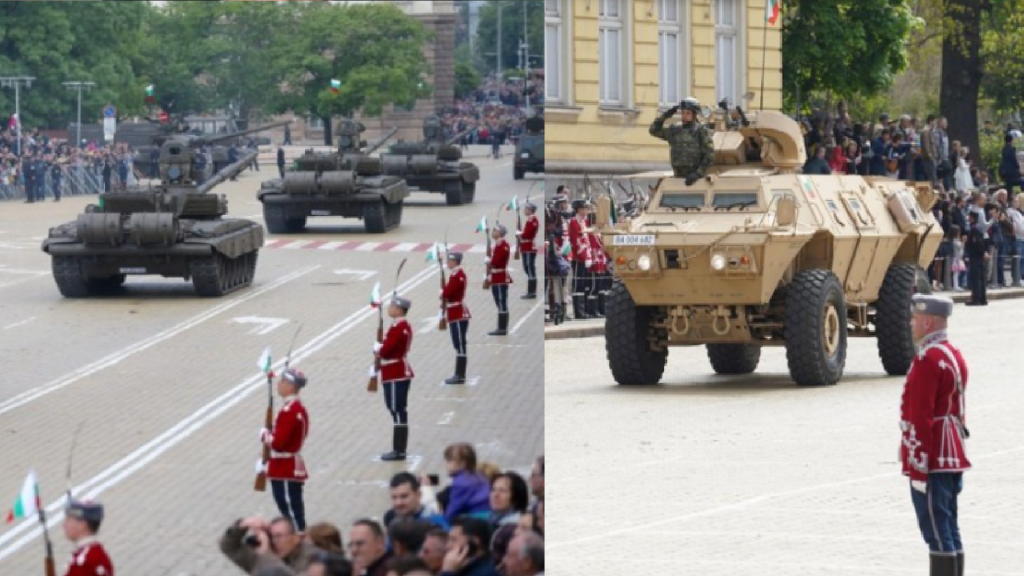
top-left (0, 147), bottom-right (544, 575)
top-left (546, 303), bottom-right (1024, 575)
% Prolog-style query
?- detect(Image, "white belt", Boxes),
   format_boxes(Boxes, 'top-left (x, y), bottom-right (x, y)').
top-left (446, 302), bottom-right (463, 308)
top-left (491, 268), bottom-right (506, 273)
top-left (381, 359), bottom-right (403, 366)
top-left (271, 451), bottom-right (297, 458)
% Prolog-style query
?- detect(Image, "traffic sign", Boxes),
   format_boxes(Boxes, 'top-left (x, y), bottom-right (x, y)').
top-left (158, 111), bottom-right (169, 123)
top-left (103, 105), bottom-right (116, 118)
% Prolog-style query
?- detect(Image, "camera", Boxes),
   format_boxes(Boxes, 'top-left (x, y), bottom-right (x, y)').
top-left (244, 530), bottom-right (264, 548)
top-left (427, 474), bottom-right (440, 486)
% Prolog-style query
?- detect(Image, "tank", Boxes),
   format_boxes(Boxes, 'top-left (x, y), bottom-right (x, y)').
top-left (380, 116), bottom-right (480, 206)
top-left (596, 107), bottom-right (943, 387)
top-left (514, 116), bottom-right (544, 180)
top-left (257, 120), bottom-right (410, 234)
top-left (40, 123), bottom-right (286, 298)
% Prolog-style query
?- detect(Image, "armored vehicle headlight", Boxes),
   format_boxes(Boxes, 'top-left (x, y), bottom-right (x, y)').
top-left (637, 255), bottom-right (652, 271)
top-left (711, 254), bottom-right (727, 271)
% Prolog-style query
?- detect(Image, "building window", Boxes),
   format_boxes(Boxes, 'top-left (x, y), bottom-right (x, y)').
top-left (658, 0), bottom-right (686, 107)
top-left (544, 0), bottom-right (563, 103)
top-left (307, 116), bottom-right (325, 129)
top-left (715, 0), bottom-right (744, 107)
top-left (599, 0), bottom-right (625, 105)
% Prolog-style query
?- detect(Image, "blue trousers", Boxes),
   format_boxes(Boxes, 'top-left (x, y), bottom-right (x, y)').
top-left (270, 479), bottom-right (306, 531)
top-left (910, 473), bottom-right (963, 554)
top-left (448, 319), bottom-right (468, 356)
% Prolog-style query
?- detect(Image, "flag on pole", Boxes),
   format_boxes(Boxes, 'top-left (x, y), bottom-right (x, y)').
top-left (369, 281), bottom-right (382, 308)
top-left (257, 347), bottom-right (272, 374)
top-left (5, 470), bottom-right (39, 525)
top-left (145, 84), bottom-right (155, 103)
top-left (8, 113), bottom-right (17, 130)
top-left (507, 195), bottom-right (518, 211)
top-left (330, 79), bottom-right (341, 94)
top-left (766, 0), bottom-right (780, 25)
top-left (475, 215), bottom-right (488, 233)
top-left (559, 242), bottom-right (571, 256)
top-left (426, 242), bottom-right (439, 262)
top-left (609, 198), bottom-right (618, 225)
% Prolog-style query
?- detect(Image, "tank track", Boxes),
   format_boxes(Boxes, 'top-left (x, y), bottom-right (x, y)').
top-left (51, 257), bottom-right (126, 298)
top-left (363, 200), bottom-right (404, 233)
top-left (191, 251), bottom-right (259, 297)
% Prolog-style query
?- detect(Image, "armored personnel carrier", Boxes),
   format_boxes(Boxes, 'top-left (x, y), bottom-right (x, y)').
top-left (596, 108), bottom-right (942, 387)
top-left (257, 120), bottom-right (409, 234)
top-left (514, 116), bottom-right (544, 180)
top-left (41, 125), bottom-right (278, 298)
top-left (380, 116), bottom-right (479, 205)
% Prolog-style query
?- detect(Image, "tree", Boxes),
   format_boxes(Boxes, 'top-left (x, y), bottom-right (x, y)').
top-left (475, 1), bottom-right (543, 76)
top-left (455, 59), bottom-right (482, 100)
top-left (782, 0), bottom-right (916, 114)
top-left (980, 0), bottom-right (1024, 116)
top-left (269, 2), bottom-right (432, 145)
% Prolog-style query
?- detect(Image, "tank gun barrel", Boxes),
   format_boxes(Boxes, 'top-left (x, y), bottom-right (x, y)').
top-left (362, 126), bottom-right (399, 156)
top-left (196, 149), bottom-right (257, 194)
top-left (444, 126), bottom-right (475, 146)
top-left (198, 120), bottom-right (293, 146)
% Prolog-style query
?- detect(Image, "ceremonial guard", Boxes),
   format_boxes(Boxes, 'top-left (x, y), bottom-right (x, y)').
top-left (900, 294), bottom-right (970, 576)
top-left (517, 202), bottom-right (539, 299)
top-left (375, 296), bottom-right (414, 461)
top-left (586, 228), bottom-right (608, 317)
top-left (259, 367), bottom-right (310, 532)
top-left (63, 499), bottom-right (114, 576)
top-left (487, 224), bottom-right (513, 336)
top-left (442, 252), bottom-right (471, 385)
top-left (567, 200), bottom-right (592, 319)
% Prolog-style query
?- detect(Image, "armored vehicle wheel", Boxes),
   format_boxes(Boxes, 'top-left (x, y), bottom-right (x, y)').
top-left (706, 344), bottom-right (761, 375)
top-left (286, 216), bottom-right (307, 233)
top-left (363, 201), bottom-right (390, 234)
top-left (876, 263), bottom-right (917, 376)
top-left (191, 253), bottom-right (254, 297)
top-left (514, 168), bottom-right (524, 180)
top-left (605, 281), bottom-right (667, 385)
top-left (784, 269), bottom-right (847, 386)
top-left (264, 204), bottom-right (289, 234)
top-left (52, 256), bottom-right (91, 298)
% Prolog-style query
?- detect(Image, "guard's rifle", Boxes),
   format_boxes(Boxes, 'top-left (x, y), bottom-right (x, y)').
top-left (483, 216), bottom-right (493, 290)
top-left (368, 305), bottom-right (383, 393)
top-left (255, 324), bottom-right (302, 491)
top-left (438, 229), bottom-right (449, 331)
top-left (513, 197), bottom-right (522, 261)
top-left (41, 506), bottom-right (55, 576)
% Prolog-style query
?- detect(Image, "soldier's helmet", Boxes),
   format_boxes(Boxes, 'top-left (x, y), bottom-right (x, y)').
top-left (679, 97), bottom-right (701, 113)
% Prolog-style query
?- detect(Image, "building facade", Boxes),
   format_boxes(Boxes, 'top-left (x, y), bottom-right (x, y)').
top-left (545, 0), bottom-right (782, 173)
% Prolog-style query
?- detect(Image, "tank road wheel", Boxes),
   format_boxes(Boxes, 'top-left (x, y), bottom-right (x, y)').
top-left (706, 344), bottom-right (761, 375)
top-left (445, 181), bottom-right (466, 206)
top-left (52, 256), bottom-right (92, 298)
top-left (363, 201), bottom-right (389, 233)
top-left (285, 216), bottom-right (307, 233)
top-left (876, 263), bottom-right (917, 376)
top-left (244, 251), bottom-right (259, 285)
top-left (514, 168), bottom-right (524, 180)
top-left (784, 269), bottom-right (847, 386)
top-left (385, 201), bottom-right (404, 231)
top-left (605, 281), bottom-right (667, 385)
top-left (461, 181), bottom-right (476, 204)
top-left (264, 204), bottom-right (289, 234)
top-left (191, 254), bottom-right (230, 297)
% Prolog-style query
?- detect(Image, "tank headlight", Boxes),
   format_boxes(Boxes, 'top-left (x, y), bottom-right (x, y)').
top-left (711, 254), bottom-right (727, 271)
top-left (637, 255), bottom-right (652, 271)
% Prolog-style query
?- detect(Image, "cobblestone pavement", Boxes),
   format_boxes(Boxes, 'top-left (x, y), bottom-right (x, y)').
top-left (545, 303), bottom-right (1024, 575)
top-left (0, 150), bottom-right (544, 575)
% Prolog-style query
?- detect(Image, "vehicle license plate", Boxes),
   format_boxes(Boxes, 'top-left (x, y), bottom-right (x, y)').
top-left (311, 210), bottom-right (331, 216)
top-left (119, 267), bottom-right (146, 274)
top-left (612, 235), bottom-right (655, 246)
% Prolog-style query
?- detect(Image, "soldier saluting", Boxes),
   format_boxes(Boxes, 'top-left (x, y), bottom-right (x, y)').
top-left (62, 499), bottom-right (114, 576)
top-left (649, 97), bottom-right (714, 185)
top-left (259, 367), bottom-right (310, 532)
top-left (375, 296), bottom-right (414, 461)
top-left (900, 294), bottom-right (970, 576)
top-left (442, 252), bottom-right (471, 384)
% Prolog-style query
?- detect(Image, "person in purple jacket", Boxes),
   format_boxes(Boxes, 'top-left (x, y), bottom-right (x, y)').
top-left (442, 443), bottom-right (492, 523)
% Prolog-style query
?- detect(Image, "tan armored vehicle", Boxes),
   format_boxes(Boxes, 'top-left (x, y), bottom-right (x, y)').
top-left (596, 108), bottom-right (942, 387)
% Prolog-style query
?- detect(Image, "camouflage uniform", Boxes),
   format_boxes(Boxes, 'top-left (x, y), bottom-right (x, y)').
top-left (649, 104), bottom-right (714, 182)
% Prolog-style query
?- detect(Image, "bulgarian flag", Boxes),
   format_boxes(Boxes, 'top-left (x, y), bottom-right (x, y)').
top-left (507, 195), bottom-right (518, 211)
top-left (6, 470), bottom-right (39, 524)
top-left (559, 242), bottom-right (571, 256)
top-left (257, 347), bottom-right (273, 377)
top-left (475, 215), bottom-right (488, 233)
top-left (145, 84), bottom-right (155, 102)
top-left (329, 79), bottom-right (341, 94)
top-left (766, 0), bottom-right (780, 25)
top-left (426, 242), bottom-right (439, 262)
top-left (369, 281), bottom-right (382, 308)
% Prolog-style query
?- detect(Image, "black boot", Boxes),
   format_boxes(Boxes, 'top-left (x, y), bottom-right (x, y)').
top-left (587, 295), bottom-right (603, 318)
top-left (521, 279), bottom-right (537, 299)
top-left (488, 312), bottom-right (509, 336)
top-left (445, 356), bottom-right (467, 385)
top-left (572, 295), bottom-right (589, 320)
top-left (597, 291), bottom-right (608, 316)
top-left (380, 425), bottom-right (407, 461)
top-left (956, 552), bottom-right (964, 576)
top-left (930, 553), bottom-right (957, 576)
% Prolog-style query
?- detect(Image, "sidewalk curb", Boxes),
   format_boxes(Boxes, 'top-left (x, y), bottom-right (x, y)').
top-left (543, 288), bottom-right (1024, 340)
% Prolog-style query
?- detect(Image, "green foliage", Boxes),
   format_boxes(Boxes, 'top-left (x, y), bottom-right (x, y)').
top-left (977, 130), bottom-right (1008, 176)
top-left (475, 1), bottom-right (543, 74)
top-left (782, 0), bottom-right (916, 107)
top-left (456, 60), bottom-right (482, 100)
top-left (980, 0), bottom-right (1024, 113)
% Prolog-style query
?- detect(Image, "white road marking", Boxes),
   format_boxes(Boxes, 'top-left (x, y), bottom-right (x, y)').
top-left (0, 265), bottom-right (437, 561)
top-left (230, 316), bottom-right (291, 335)
top-left (392, 242), bottom-right (420, 252)
top-left (417, 315), bottom-right (442, 334)
top-left (509, 301), bottom-right (542, 334)
top-left (318, 241), bottom-right (345, 250)
top-left (2, 317), bottom-right (36, 330)
top-left (333, 268), bottom-right (378, 281)
top-left (356, 242), bottom-right (381, 251)
top-left (282, 240), bottom-right (313, 249)
top-left (0, 265), bottom-right (49, 275)
top-left (437, 411), bottom-right (455, 425)
top-left (0, 265), bottom-right (319, 416)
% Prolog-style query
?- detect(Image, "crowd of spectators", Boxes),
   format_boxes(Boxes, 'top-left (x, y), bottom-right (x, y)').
top-left (438, 72), bottom-right (543, 151)
top-left (219, 445), bottom-right (544, 576)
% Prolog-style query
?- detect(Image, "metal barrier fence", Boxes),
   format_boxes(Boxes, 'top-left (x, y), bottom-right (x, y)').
top-left (0, 164), bottom-right (137, 200)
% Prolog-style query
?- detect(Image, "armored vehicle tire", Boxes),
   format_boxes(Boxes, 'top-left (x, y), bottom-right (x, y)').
top-left (605, 281), bottom-right (667, 385)
top-left (191, 252), bottom-right (258, 297)
top-left (706, 344), bottom-right (761, 375)
top-left (363, 200), bottom-right (402, 233)
top-left (463, 181), bottom-right (476, 204)
top-left (53, 256), bottom-right (92, 297)
top-left (784, 269), bottom-right (847, 386)
top-left (876, 263), bottom-right (917, 376)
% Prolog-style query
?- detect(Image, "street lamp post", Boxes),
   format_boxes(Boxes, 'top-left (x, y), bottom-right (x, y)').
top-left (0, 76), bottom-right (36, 156)
top-left (496, 3), bottom-right (515, 78)
top-left (63, 81), bottom-right (96, 148)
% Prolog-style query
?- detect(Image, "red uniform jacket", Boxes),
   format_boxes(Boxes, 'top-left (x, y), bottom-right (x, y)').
top-left (489, 240), bottom-right (512, 285)
top-left (65, 538), bottom-right (113, 576)
top-left (568, 216), bottom-right (590, 263)
top-left (587, 232), bottom-right (608, 273)
top-left (442, 267), bottom-right (471, 322)
top-left (899, 331), bottom-right (971, 484)
top-left (263, 396), bottom-right (309, 482)
top-left (380, 319), bottom-right (414, 383)
top-left (519, 215), bottom-right (539, 253)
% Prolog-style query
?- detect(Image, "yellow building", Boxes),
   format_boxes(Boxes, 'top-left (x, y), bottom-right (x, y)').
top-left (544, 0), bottom-right (782, 173)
